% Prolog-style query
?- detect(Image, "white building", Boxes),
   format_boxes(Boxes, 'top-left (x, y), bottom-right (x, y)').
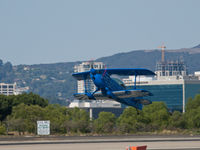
top-left (0, 83), bottom-right (17, 96)
top-left (74, 62), bottom-right (105, 93)
top-left (195, 71), bottom-right (200, 80)
top-left (69, 100), bottom-right (122, 120)
top-left (0, 83), bottom-right (29, 96)
top-left (14, 86), bottom-right (29, 95)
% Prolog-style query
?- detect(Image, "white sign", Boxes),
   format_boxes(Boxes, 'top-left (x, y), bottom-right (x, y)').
top-left (37, 120), bottom-right (50, 135)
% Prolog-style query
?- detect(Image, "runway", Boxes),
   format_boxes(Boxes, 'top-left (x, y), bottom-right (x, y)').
top-left (1, 135), bottom-right (200, 150)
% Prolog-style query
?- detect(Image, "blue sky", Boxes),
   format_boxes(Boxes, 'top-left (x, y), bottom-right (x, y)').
top-left (0, 0), bottom-right (200, 65)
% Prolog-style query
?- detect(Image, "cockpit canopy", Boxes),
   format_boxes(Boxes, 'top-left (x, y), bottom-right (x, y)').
top-left (111, 77), bottom-right (126, 89)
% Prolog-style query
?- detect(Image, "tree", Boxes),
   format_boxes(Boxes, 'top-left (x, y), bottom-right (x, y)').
top-left (6, 116), bottom-right (26, 135)
top-left (184, 95), bottom-right (200, 129)
top-left (0, 93), bottom-right (48, 122)
top-left (0, 62), bottom-right (14, 82)
top-left (169, 111), bottom-right (186, 129)
top-left (12, 93), bottom-right (48, 107)
top-left (3, 62), bottom-right (13, 72)
top-left (0, 124), bottom-right (6, 135)
top-left (0, 95), bottom-right (13, 121)
top-left (93, 112), bottom-right (116, 134)
top-left (142, 102), bottom-right (170, 131)
top-left (44, 104), bottom-right (67, 134)
top-left (186, 95), bottom-right (200, 112)
top-left (117, 107), bottom-right (139, 133)
top-left (6, 103), bottom-right (45, 134)
top-left (65, 107), bottom-right (90, 134)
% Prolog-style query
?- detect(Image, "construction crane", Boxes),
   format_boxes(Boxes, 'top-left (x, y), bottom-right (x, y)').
top-left (158, 44), bottom-right (166, 62)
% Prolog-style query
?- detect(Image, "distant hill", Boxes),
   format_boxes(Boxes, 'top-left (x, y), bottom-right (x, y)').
top-left (1, 44), bottom-right (200, 104)
top-left (192, 44), bottom-right (200, 49)
top-left (97, 46), bottom-right (200, 73)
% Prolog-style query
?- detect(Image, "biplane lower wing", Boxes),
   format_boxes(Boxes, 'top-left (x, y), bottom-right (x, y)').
top-left (112, 89), bottom-right (153, 98)
top-left (74, 89), bottom-right (152, 100)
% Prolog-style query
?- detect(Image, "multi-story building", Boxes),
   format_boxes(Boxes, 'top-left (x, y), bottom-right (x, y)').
top-left (122, 60), bottom-right (200, 113)
top-left (74, 62), bottom-right (105, 93)
top-left (155, 60), bottom-right (187, 79)
top-left (0, 83), bottom-right (17, 96)
top-left (0, 83), bottom-right (28, 96)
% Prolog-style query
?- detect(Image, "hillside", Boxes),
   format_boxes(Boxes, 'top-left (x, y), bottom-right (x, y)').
top-left (97, 47), bottom-right (200, 73)
top-left (1, 45), bottom-right (200, 105)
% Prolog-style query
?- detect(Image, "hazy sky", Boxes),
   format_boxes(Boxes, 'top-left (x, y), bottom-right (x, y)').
top-left (0, 0), bottom-right (200, 65)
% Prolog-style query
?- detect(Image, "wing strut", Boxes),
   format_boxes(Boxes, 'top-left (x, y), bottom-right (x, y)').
top-left (84, 78), bottom-right (87, 93)
top-left (134, 74), bottom-right (137, 89)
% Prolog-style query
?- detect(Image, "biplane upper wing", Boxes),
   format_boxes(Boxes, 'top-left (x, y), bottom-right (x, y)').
top-left (72, 68), bottom-right (155, 80)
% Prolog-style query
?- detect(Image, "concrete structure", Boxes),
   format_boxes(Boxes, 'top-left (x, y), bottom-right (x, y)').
top-left (69, 100), bottom-right (123, 119)
top-left (74, 62), bottom-right (105, 93)
top-left (0, 83), bottom-right (17, 96)
top-left (69, 100), bottom-right (121, 108)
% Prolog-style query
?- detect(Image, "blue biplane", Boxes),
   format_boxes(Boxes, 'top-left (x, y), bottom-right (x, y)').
top-left (72, 67), bottom-right (155, 110)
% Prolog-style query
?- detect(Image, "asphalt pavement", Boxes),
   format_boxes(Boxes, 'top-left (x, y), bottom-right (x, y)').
top-left (1, 135), bottom-right (200, 150)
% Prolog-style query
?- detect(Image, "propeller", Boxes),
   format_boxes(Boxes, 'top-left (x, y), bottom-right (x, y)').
top-left (102, 64), bottom-right (107, 77)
